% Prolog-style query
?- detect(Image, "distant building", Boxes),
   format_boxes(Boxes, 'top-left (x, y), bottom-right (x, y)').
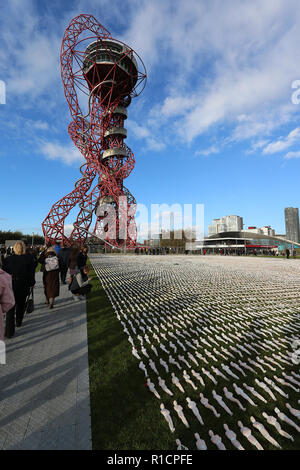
top-left (187, 231), bottom-right (300, 253)
top-left (284, 207), bottom-right (300, 243)
top-left (208, 215), bottom-right (243, 236)
top-left (244, 226), bottom-right (275, 237)
top-left (143, 235), bottom-right (161, 247)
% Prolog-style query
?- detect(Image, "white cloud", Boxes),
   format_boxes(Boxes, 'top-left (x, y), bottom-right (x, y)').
top-left (124, 0), bottom-right (300, 148)
top-left (127, 120), bottom-right (150, 139)
top-left (245, 139), bottom-right (270, 155)
top-left (284, 151), bottom-right (300, 159)
top-left (127, 119), bottom-right (166, 151)
top-left (29, 120), bottom-right (49, 131)
top-left (195, 145), bottom-right (220, 157)
top-left (263, 127), bottom-right (300, 154)
top-left (145, 138), bottom-right (166, 151)
top-left (1, 0), bottom-right (300, 158)
top-left (161, 96), bottom-right (196, 118)
top-left (39, 141), bottom-right (83, 165)
top-left (64, 224), bottom-right (75, 236)
top-left (0, 0), bottom-right (61, 102)
top-left (231, 112), bottom-right (289, 142)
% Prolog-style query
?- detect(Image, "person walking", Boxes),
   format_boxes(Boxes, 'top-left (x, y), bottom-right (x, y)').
top-left (40, 247), bottom-right (61, 309)
top-left (54, 242), bottom-right (61, 255)
top-left (26, 246), bottom-right (38, 269)
top-left (68, 246), bottom-right (80, 277)
top-left (58, 245), bottom-right (71, 284)
top-left (286, 248), bottom-right (290, 259)
top-left (2, 241), bottom-right (35, 334)
top-left (0, 268), bottom-right (15, 341)
top-left (77, 246), bottom-right (88, 270)
top-left (0, 246), bottom-right (6, 268)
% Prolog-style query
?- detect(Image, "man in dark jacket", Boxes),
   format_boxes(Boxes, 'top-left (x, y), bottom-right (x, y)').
top-left (58, 245), bottom-right (71, 284)
top-left (3, 241), bottom-right (35, 334)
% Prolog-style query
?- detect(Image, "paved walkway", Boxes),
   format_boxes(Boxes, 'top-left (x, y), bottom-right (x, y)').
top-left (0, 272), bottom-right (92, 450)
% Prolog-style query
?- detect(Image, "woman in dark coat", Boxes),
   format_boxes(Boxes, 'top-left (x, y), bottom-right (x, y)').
top-left (39, 247), bottom-right (60, 309)
top-left (3, 241), bottom-right (35, 334)
top-left (77, 246), bottom-right (88, 270)
top-left (68, 246), bottom-right (80, 276)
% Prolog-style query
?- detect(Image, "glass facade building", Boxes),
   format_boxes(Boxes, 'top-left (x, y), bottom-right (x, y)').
top-left (190, 231), bottom-right (300, 254)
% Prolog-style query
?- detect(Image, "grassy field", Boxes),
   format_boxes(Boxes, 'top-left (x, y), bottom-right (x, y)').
top-left (86, 261), bottom-right (175, 450)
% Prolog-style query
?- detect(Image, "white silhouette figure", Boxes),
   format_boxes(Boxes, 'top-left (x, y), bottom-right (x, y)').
top-left (183, 370), bottom-right (197, 390)
top-left (173, 400), bottom-right (189, 428)
top-left (158, 376), bottom-right (173, 396)
top-left (223, 424), bottom-right (244, 450)
top-left (139, 361), bottom-right (147, 377)
top-left (132, 348), bottom-right (141, 360)
top-left (262, 412), bottom-right (294, 441)
top-left (242, 383), bottom-right (267, 403)
top-left (194, 433), bottom-right (207, 450)
top-left (191, 369), bottom-right (205, 387)
top-left (233, 383), bottom-right (257, 406)
top-left (171, 372), bottom-right (185, 393)
top-left (237, 421), bottom-right (263, 450)
top-left (199, 393), bottom-right (220, 418)
top-left (209, 430), bottom-right (226, 450)
top-left (250, 416), bottom-right (281, 448)
top-left (286, 403), bottom-right (300, 420)
top-left (176, 439), bottom-right (188, 450)
top-left (146, 378), bottom-right (161, 399)
top-left (212, 390), bottom-right (233, 416)
top-left (160, 403), bottom-right (175, 433)
top-left (274, 407), bottom-right (300, 432)
top-left (186, 397), bottom-right (204, 425)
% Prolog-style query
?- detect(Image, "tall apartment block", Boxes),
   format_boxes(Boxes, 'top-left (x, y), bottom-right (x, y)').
top-left (284, 207), bottom-right (300, 243)
top-left (208, 215), bottom-right (243, 236)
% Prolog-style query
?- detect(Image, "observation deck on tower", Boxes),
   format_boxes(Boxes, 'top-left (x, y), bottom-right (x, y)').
top-left (82, 39), bottom-right (138, 100)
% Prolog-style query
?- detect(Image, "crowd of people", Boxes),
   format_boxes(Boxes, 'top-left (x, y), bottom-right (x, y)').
top-left (0, 242), bottom-right (91, 341)
top-left (134, 247), bottom-right (184, 255)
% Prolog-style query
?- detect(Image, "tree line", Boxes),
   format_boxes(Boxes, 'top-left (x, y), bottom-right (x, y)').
top-left (0, 230), bottom-right (45, 245)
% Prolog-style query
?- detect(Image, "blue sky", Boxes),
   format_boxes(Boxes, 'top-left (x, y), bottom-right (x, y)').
top-left (0, 0), bottom-right (300, 239)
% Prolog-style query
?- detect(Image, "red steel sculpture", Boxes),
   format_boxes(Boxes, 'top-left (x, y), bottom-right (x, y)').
top-left (42, 14), bottom-right (146, 248)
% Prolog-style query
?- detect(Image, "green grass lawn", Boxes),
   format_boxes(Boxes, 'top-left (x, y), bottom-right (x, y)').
top-left (86, 261), bottom-right (175, 450)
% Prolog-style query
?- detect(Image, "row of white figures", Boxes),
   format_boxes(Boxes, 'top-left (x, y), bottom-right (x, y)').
top-left (120, 320), bottom-right (300, 412)
top-left (111, 290), bottom-right (296, 336)
top-left (95, 262), bottom-right (300, 324)
top-left (129, 317), bottom-right (299, 393)
top-left (145, 361), bottom-right (300, 434)
top-left (176, 408), bottom-right (300, 451)
top-left (160, 396), bottom-right (300, 447)
top-left (139, 310), bottom-right (298, 388)
top-left (127, 300), bottom-right (292, 375)
top-left (94, 268), bottom-right (300, 346)
top-left (92, 259), bottom-right (300, 450)
top-left (129, 306), bottom-right (299, 413)
top-left (177, 423), bottom-right (246, 450)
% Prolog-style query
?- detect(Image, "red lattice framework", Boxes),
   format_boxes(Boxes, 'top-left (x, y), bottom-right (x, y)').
top-left (42, 14), bottom-right (146, 248)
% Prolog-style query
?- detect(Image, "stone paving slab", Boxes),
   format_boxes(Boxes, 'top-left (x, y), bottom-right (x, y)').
top-left (0, 272), bottom-right (92, 450)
